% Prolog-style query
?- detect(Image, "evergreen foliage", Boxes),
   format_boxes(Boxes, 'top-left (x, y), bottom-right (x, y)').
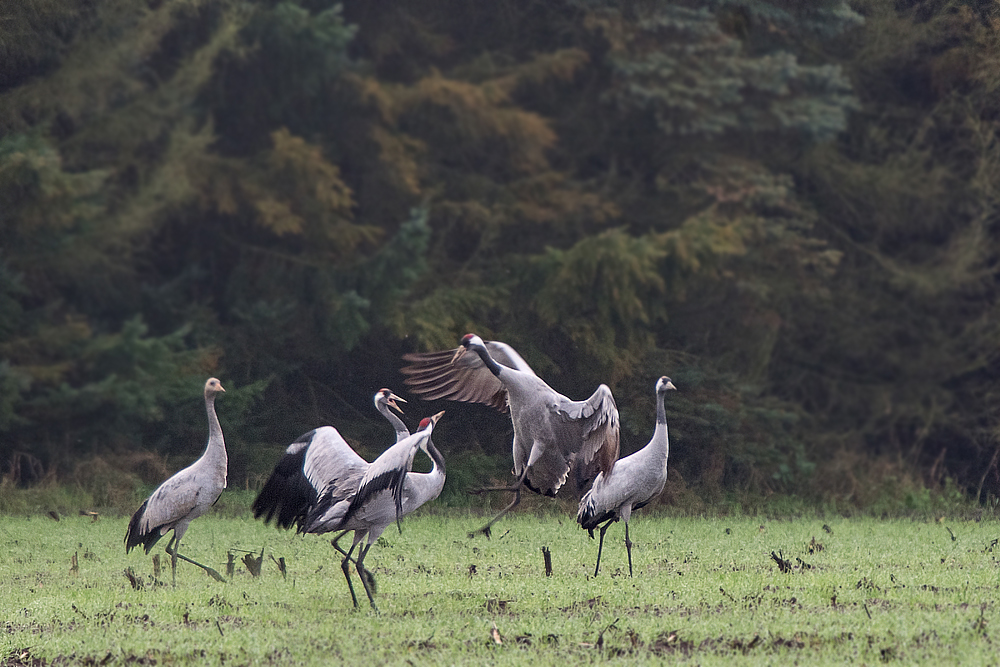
top-left (3, 0), bottom-right (1000, 510)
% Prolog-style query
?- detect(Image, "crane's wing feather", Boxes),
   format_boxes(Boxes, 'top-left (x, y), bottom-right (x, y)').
top-left (252, 427), bottom-right (367, 532)
top-left (401, 340), bottom-right (535, 413)
top-left (301, 427), bottom-right (367, 490)
top-left (577, 474), bottom-right (618, 530)
top-left (341, 429), bottom-right (427, 529)
top-left (556, 384), bottom-right (620, 493)
top-left (133, 468), bottom-right (204, 540)
top-left (303, 465), bottom-right (366, 534)
top-left (522, 446), bottom-right (570, 498)
top-left (125, 498), bottom-right (159, 553)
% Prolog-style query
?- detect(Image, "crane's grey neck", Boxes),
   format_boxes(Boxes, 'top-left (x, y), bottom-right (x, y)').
top-left (425, 438), bottom-right (446, 474)
top-left (473, 344), bottom-right (503, 378)
top-left (650, 387), bottom-right (669, 466)
top-left (378, 401), bottom-right (409, 441)
top-left (205, 391), bottom-right (226, 455)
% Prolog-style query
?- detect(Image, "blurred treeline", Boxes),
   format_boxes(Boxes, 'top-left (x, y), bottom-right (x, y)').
top-left (3, 0), bottom-right (1000, 511)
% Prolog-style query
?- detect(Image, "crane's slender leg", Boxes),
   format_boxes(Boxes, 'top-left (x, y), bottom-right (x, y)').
top-left (469, 468), bottom-right (528, 538)
top-left (166, 550), bottom-right (226, 582)
top-left (355, 543), bottom-right (378, 611)
top-left (164, 534), bottom-right (178, 587)
top-left (624, 521), bottom-right (634, 577)
top-left (593, 519), bottom-right (614, 577)
top-left (162, 530), bottom-right (226, 584)
top-left (468, 481), bottom-right (523, 494)
top-left (337, 540), bottom-right (361, 608)
top-left (332, 531), bottom-right (375, 597)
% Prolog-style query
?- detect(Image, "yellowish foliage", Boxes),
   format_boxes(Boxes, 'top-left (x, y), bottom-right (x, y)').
top-left (393, 285), bottom-right (506, 351)
top-left (111, 120), bottom-right (217, 248)
top-left (227, 129), bottom-right (380, 256)
top-left (532, 228), bottom-right (668, 382)
top-left (370, 126), bottom-right (424, 197)
top-left (660, 213), bottom-right (748, 276)
top-left (508, 173), bottom-right (619, 226)
top-left (349, 73), bottom-right (397, 124)
top-left (269, 128), bottom-right (354, 214)
top-left (1, 144), bottom-right (107, 235)
top-left (253, 197), bottom-right (304, 237)
top-left (489, 48), bottom-right (590, 96)
top-left (361, 72), bottom-right (557, 174)
top-left (208, 170), bottom-right (240, 216)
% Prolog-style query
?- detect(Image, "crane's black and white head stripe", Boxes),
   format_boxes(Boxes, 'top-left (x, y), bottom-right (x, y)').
top-left (656, 377), bottom-right (677, 393)
top-left (451, 333), bottom-right (485, 364)
top-left (375, 388), bottom-right (406, 414)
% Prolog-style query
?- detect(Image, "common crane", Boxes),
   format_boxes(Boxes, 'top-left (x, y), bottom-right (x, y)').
top-left (401, 333), bottom-right (619, 536)
top-left (578, 376), bottom-right (675, 576)
top-left (125, 377), bottom-right (228, 586)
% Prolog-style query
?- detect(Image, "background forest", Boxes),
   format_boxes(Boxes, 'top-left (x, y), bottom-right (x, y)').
top-left (3, 0), bottom-right (1000, 513)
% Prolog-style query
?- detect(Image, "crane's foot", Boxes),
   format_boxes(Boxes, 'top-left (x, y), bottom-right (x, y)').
top-left (164, 542), bottom-right (227, 583)
top-left (363, 568), bottom-right (377, 594)
top-left (467, 525), bottom-right (492, 539)
top-left (469, 477), bottom-right (523, 539)
top-left (203, 567), bottom-right (227, 583)
top-left (361, 576), bottom-right (378, 614)
top-left (167, 546), bottom-right (227, 582)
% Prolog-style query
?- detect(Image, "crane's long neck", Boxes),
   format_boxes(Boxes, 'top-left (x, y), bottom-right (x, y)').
top-left (204, 392), bottom-right (228, 474)
top-left (473, 344), bottom-right (503, 378)
top-left (425, 438), bottom-right (446, 477)
top-left (650, 389), bottom-right (669, 460)
top-left (379, 403), bottom-right (410, 442)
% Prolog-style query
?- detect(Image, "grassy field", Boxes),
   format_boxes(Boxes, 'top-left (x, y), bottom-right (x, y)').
top-left (1, 505), bottom-right (999, 666)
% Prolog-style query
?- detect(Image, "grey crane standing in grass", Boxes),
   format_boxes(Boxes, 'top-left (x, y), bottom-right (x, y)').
top-left (401, 333), bottom-right (619, 537)
top-left (253, 397), bottom-right (445, 609)
top-left (125, 377), bottom-right (228, 586)
top-left (578, 376), bottom-right (676, 577)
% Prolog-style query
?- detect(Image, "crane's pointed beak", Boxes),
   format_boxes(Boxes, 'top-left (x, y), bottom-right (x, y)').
top-left (451, 346), bottom-right (467, 364)
top-left (388, 392), bottom-right (406, 414)
top-left (219, 384), bottom-right (226, 392)
top-left (431, 410), bottom-right (445, 423)
top-left (665, 381), bottom-right (676, 391)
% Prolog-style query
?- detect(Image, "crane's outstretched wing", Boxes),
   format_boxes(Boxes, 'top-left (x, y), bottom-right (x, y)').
top-left (401, 340), bottom-right (535, 413)
top-left (556, 384), bottom-right (620, 494)
top-left (252, 427), bottom-right (367, 532)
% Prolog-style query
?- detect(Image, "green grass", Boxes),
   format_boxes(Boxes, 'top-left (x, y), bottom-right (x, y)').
top-left (2, 509), bottom-right (999, 665)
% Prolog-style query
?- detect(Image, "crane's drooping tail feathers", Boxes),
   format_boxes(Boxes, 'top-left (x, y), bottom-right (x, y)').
top-left (125, 500), bottom-right (164, 554)
top-left (302, 486), bottom-right (342, 533)
top-left (251, 434), bottom-right (317, 531)
top-left (577, 492), bottom-right (613, 532)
